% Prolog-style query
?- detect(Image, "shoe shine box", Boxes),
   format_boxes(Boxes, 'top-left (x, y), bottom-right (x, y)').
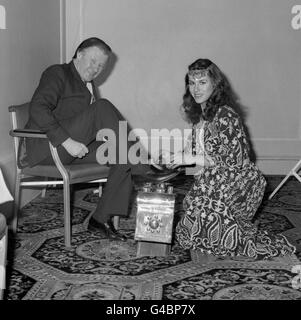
top-left (135, 183), bottom-right (176, 246)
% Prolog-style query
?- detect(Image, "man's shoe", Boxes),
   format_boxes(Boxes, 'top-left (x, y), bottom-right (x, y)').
top-left (106, 219), bottom-right (127, 242)
top-left (88, 217), bottom-right (127, 242)
top-left (137, 169), bottom-right (181, 183)
top-left (150, 163), bottom-right (165, 171)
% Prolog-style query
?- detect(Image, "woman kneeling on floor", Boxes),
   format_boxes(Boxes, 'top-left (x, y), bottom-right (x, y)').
top-left (167, 58), bottom-right (296, 260)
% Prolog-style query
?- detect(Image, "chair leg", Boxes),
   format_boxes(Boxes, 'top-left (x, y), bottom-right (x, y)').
top-left (11, 174), bottom-right (21, 233)
top-left (113, 216), bottom-right (120, 230)
top-left (98, 183), bottom-right (103, 197)
top-left (41, 178), bottom-right (47, 198)
top-left (93, 183), bottom-right (103, 196)
top-left (269, 173), bottom-right (292, 199)
top-left (63, 183), bottom-right (71, 248)
top-left (269, 160), bottom-right (301, 199)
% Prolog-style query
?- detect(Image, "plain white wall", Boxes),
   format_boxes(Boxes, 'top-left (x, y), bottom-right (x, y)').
top-left (66, 0), bottom-right (301, 173)
top-left (0, 0), bottom-right (61, 212)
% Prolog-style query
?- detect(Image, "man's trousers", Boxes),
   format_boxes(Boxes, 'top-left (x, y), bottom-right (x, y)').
top-left (36, 98), bottom-right (149, 223)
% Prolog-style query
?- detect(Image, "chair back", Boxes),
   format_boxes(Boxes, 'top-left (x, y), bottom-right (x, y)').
top-left (9, 103), bottom-right (30, 131)
top-left (8, 103), bottom-right (30, 169)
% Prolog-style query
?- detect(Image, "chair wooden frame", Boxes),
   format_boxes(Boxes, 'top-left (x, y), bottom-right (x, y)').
top-left (269, 159), bottom-right (301, 200)
top-left (9, 103), bottom-right (119, 248)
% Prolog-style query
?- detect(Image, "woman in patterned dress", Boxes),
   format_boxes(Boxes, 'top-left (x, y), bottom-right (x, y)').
top-left (169, 58), bottom-right (296, 260)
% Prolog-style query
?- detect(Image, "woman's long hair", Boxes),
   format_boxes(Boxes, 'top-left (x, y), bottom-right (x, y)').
top-left (181, 59), bottom-right (233, 124)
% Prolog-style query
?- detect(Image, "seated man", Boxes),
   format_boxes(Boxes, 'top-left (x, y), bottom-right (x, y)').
top-left (24, 37), bottom-right (176, 242)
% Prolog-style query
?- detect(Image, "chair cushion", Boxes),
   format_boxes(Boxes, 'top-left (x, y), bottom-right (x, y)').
top-left (0, 213), bottom-right (7, 240)
top-left (22, 163), bottom-right (110, 183)
top-left (66, 164), bottom-right (110, 182)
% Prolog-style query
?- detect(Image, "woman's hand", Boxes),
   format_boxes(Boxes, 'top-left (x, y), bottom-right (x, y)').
top-left (166, 152), bottom-right (196, 170)
top-left (195, 153), bottom-right (215, 167)
top-left (166, 151), bottom-right (215, 169)
top-left (152, 149), bottom-right (174, 170)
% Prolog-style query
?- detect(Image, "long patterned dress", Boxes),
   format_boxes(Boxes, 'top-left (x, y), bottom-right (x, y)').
top-left (176, 105), bottom-right (296, 260)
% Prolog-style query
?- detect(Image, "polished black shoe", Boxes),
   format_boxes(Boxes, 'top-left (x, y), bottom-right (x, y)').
top-left (106, 219), bottom-right (127, 242)
top-left (136, 168), bottom-right (181, 183)
top-left (88, 217), bottom-right (127, 242)
top-left (150, 163), bottom-right (165, 171)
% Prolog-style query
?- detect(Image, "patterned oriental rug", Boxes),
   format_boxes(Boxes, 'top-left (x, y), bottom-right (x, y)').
top-left (3, 175), bottom-right (301, 300)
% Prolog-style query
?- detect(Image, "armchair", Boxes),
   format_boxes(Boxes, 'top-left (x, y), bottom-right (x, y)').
top-left (8, 103), bottom-right (118, 248)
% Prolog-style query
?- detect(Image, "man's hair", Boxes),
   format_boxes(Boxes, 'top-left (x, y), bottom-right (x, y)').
top-left (72, 37), bottom-right (112, 59)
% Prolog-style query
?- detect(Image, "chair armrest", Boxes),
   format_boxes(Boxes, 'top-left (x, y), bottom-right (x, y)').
top-left (9, 129), bottom-right (47, 139)
top-left (9, 128), bottom-right (69, 178)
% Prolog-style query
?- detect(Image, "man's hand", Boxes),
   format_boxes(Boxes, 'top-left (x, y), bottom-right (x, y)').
top-left (62, 138), bottom-right (89, 158)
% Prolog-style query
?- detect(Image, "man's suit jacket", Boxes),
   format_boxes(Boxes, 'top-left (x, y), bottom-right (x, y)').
top-left (24, 61), bottom-right (98, 167)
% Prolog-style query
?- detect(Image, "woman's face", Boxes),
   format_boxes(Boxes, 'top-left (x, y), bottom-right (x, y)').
top-left (188, 71), bottom-right (214, 105)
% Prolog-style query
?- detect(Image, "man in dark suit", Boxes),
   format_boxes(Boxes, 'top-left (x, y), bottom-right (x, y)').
top-left (25, 37), bottom-right (176, 242)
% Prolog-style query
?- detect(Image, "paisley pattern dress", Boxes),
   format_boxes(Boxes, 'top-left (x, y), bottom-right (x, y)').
top-left (176, 105), bottom-right (296, 260)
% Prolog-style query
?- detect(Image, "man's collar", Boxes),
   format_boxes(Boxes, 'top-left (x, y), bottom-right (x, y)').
top-left (69, 60), bottom-right (87, 84)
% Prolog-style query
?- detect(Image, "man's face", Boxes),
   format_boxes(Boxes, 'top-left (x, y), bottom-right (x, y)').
top-left (76, 46), bottom-right (109, 82)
